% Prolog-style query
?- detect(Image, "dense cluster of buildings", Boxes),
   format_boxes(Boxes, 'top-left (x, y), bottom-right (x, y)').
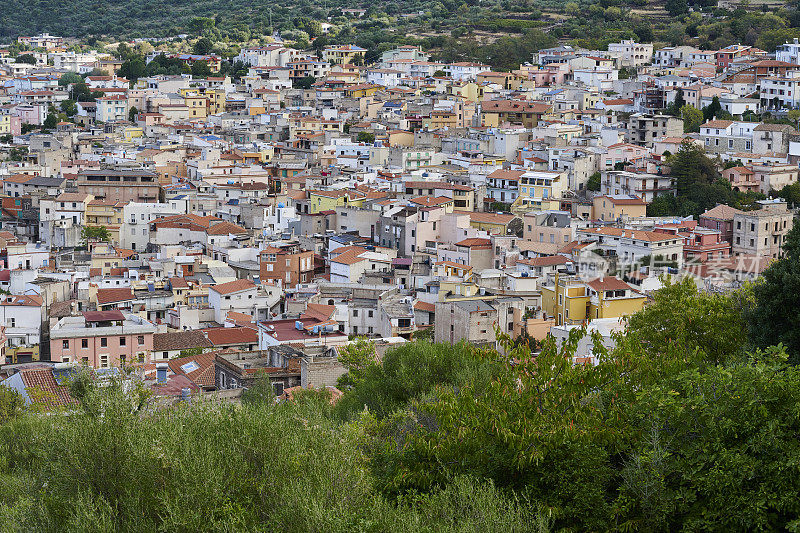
top-left (0, 33), bottom-right (796, 406)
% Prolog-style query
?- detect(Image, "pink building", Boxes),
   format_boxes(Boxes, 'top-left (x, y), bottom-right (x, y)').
top-left (698, 204), bottom-right (745, 243)
top-left (49, 310), bottom-right (156, 369)
top-left (12, 104), bottom-right (47, 126)
top-left (722, 166), bottom-right (759, 193)
top-left (655, 224), bottom-right (730, 262)
top-left (518, 64), bottom-right (569, 86)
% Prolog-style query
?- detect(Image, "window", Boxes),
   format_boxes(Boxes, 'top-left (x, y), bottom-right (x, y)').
top-left (81, 339), bottom-right (88, 348)
top-left (100, 355), bottom-right (108, 368)
top-left (368, 310), bottom-right (373, 318)
top-left (100, 337), bottom-right (107, 347)
top-left (119, 337), bottom-right (126, 346)
top-left (63, 340), bottom-right (69, 349)
top-left (353, 309), bottom-right (359, 317)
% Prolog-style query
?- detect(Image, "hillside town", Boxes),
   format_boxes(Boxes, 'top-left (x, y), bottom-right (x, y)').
top-left (0, 33), bottom-right (797, 405)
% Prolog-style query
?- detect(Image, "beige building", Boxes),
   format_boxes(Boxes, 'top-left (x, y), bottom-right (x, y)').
top-left (523, 211), bottom-right (576, 246)
top-left (751, 163), bottom-right (799, 194)
top-left (732, 199), bottom-right (794, 258)
top-left (624, 114), bottom-right (684, 147)
top-left (592, 195), bottom-right (647, 222)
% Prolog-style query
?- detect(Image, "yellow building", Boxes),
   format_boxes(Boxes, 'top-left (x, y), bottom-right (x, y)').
top-left (344, 83), bottom-right (381, 98)
top-left (85, 200), bottom-right (125, 246)
top-left (6, 345), bottom-right (40, 364)
top-left (123, 126), bottom-right (144, 142)
top-left (0, 114), bottom-right (14, 135)
top-left (463, 211), bottom-right (518, 235)
top-left (542, 275), bottom-right (646, 326)
top-left (206, 88), bottom-right (226, 114)
top-left (592, 195), bottom-right (647, 222)
top-left (179, 90), bottom-right (209, 119)
top-left (512, 170), bottom-right (567, 214)
top-left (448, 82), bottom-right (485, 103)
top-left (323, 45), bottom-right (367, 65)
top-left (304, 190), bottom-right (366, 214)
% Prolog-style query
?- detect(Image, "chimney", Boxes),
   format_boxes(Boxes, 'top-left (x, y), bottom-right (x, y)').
top-left (156, 362), bottom-right (168, 385)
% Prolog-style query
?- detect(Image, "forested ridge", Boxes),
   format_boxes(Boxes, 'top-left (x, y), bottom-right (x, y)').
top-left (8, 0), bottom-right (800, 72)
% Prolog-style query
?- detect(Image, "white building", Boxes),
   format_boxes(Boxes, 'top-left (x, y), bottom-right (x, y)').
top-left (208, 279), bottom-right (276, 324)
top-left (122, 202), bottom-right (183, 252)
top-left (578, 226), bottom-right (684, 268)
top-left (760, 70), bottom-right (800, 110)
top-left (573, 68), bottom-right (618, 91)
top-left (776, 38), bottom-right (800, 65)
top-left (601, 170), bottom-right (675, 203)
top-left (96, 95), bottom-right (128, 122)
top-left (607, 40), bottom-right (653, 68)
top-left (0, 294), bottom-right (43, 348)
top-left (445, 62), bottom-right (490, 81)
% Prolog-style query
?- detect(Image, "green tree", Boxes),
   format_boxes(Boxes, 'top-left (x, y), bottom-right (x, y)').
top-left (0, 385), bottom-right (25, 425)
top-left (702, 95), bottom-right (723, 121)
top-left (681, 105), bottom-right (703, 132)
top-left (190, 60), bottom-right (212, 78)
top-left (295, 75), bottom-right (316, 89)
top-left (336, 337), bottom-right (378, 389)
top-left (81, 226), bottom-right (111, 243)
top-left (58, 72), bottom-right (83, 87)
top-left (626, 276), bottom-right (748, 365)
top-left (587, 171), bottom-right (601, 191)
top-left (357, 132), bottom-right (375, 143)
top-left (42, 107), bottom-right (58, 131)
top-left (746, 223), bottom-right (800, 361)
top-left (241, 371), bottom-right (275, 405)
top-left (118, 57), bottom-right (147, 83)
top-left (15, 53), bottom-right (36, 64)
top-left (128, 106), bottom-right (138, 122)
top-left (193, 37), bottom-right (214, 55)
top-left (60, 99), bottom-right (78, 117)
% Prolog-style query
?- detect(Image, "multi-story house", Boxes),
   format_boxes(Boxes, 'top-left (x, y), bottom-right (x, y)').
top-left (578, 226), bottom-right (684, 268)
top-left (322, 45), bottom-right (367, 65)
top-left (759, 70), bottom-right (800, 110)
top-left (751, 163), bottom-right (799, 193)
top-left (0, 294), bottom-right (43, 351)
top-left (50, 310), bottom-right (156, 368)
top-left (523, 211), bottom-right (577, 246)
top-left (699, 204), bottom-right (744, 242)
top-left (624, 114), bottom-right (683, 147)
top-left (752, 123), bottom-right (795, 155)
top-left (208, 279), bottom-right (276, 324)
top-left (96, 94), bottom-right (128, 123)
top-left (698, 120), bottom-right (756, 154)
top-left (122, 202), bottom-right (183, 252)
top-left (592, 195), bottom-right (647, 222)
top-left (732, 199), bottom-right (794, 258)
top-left (259, 243), bottom-right (314, 287)
top-left (600, 170), bottom-right (675, 203)
top-left (541, 275), bottom-right (647, 326)
top-left (607, 40), bottom-right (653, 68)
top-left (77, 169), bottom-right (160, 203)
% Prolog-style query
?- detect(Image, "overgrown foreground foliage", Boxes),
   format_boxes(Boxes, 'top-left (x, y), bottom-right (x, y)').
top-left (1, 277), bottom-right (800, 531)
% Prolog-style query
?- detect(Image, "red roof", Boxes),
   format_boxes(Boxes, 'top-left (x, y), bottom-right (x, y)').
top-left (96, 287), bottom-right (134, 305)
top-left (587, 277), bottom-right (632, 292)
top-left (202, 327), bottom-right (257, 346)
top-left (209, 279), bottom-right (255, 296)
top-left (19, 369), bottom-right (77, 409)
top-left (168, 351), bottom-right (217, 388)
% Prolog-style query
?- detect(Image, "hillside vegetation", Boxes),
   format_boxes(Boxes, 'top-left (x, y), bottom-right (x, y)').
top-left (7, 0), bottom-right (800, 72)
